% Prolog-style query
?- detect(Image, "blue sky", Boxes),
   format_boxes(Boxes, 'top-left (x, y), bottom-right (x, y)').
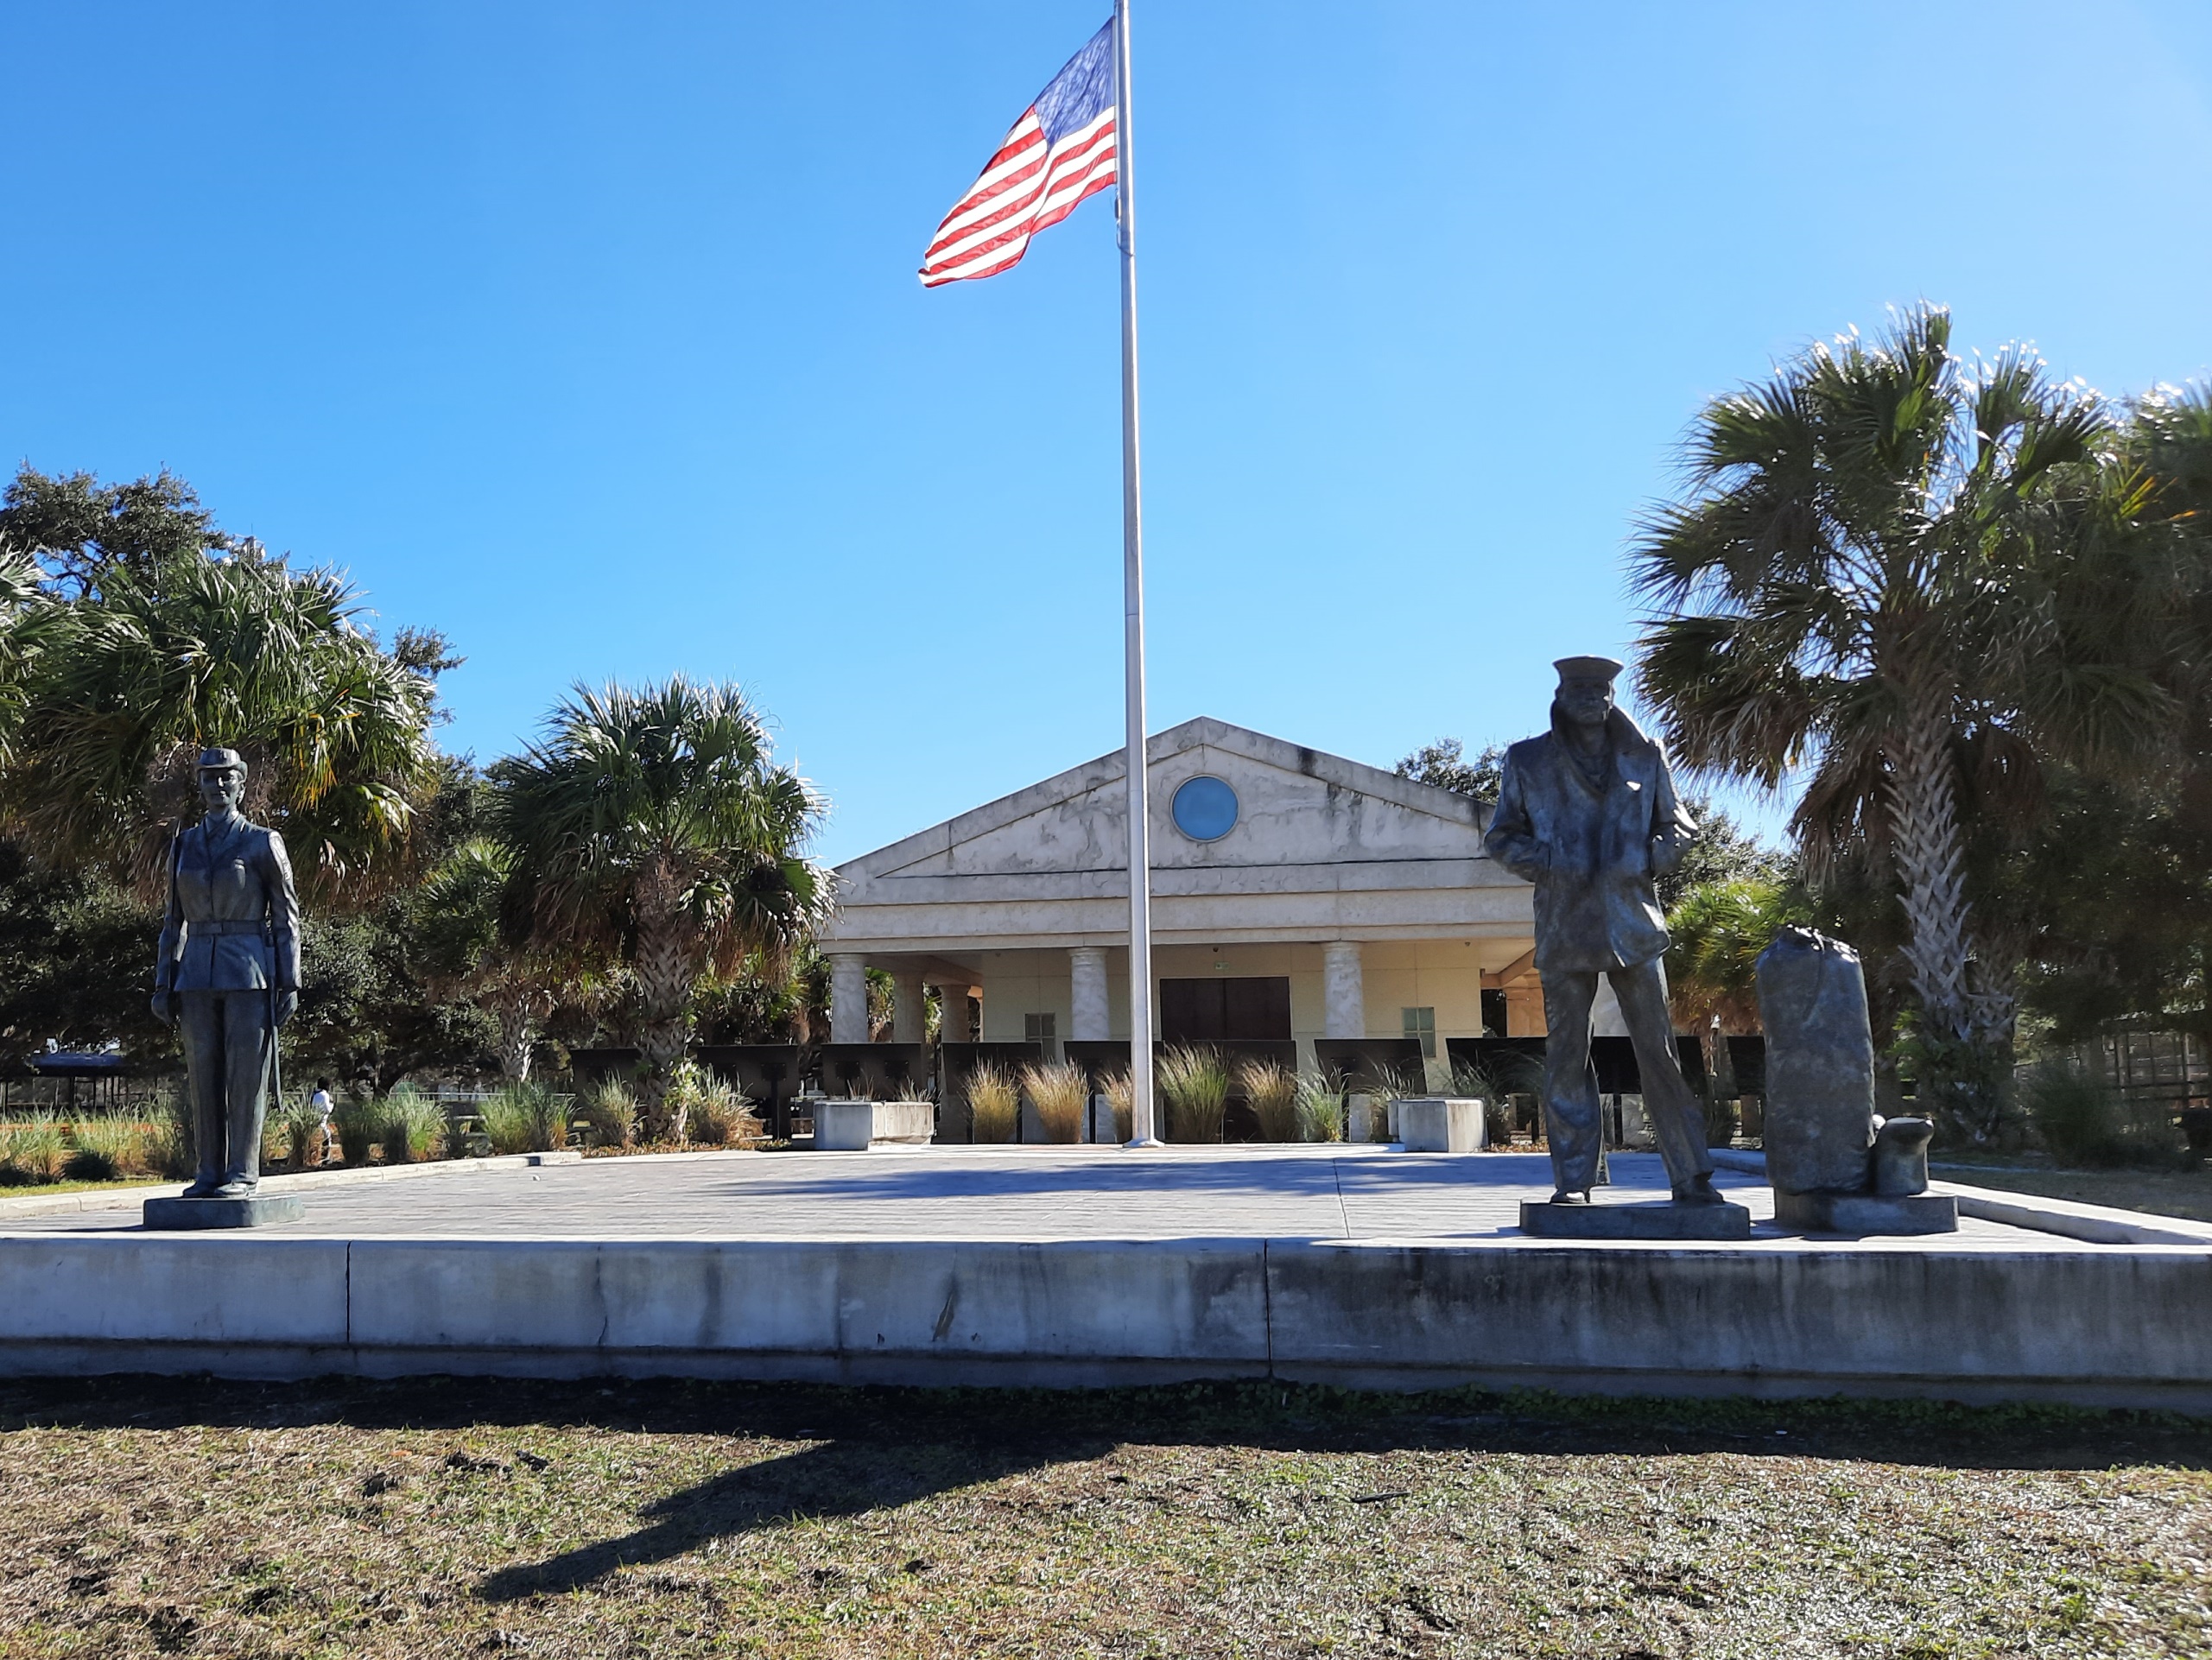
top-left (4, 1), bottom-right (2210, 863)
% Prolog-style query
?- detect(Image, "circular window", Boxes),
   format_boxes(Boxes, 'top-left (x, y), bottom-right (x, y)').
top-left (1170, 775), bottom-right (1239, 841)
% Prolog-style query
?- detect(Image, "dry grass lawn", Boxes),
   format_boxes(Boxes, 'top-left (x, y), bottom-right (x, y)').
top-left (0, 1377), bottom-right (2204, 1658)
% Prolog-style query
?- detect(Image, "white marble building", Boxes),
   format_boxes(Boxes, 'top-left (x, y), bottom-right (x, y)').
top-left (818, 718), bottom-right (1552, 1076)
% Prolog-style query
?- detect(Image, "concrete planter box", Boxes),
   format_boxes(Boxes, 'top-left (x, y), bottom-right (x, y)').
top-left (813, 1100), bottom-right (935, 1151)
top-left (1395, 1098), bottom-right (1486, 1153)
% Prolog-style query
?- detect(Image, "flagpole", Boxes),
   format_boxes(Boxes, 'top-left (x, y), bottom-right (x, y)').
top-left (1113, 0), bottom-right (1157, 1145)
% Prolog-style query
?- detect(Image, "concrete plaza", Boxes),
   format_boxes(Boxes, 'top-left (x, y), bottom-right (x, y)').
top-left (3, 1146), bottom-right (2208, 1407)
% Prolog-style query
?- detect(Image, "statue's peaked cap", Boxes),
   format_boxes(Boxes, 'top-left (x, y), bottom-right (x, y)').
top-left (196, 747), bottom-right (247, 776)
top-left (1553, 655), bottom-right (1624, 683)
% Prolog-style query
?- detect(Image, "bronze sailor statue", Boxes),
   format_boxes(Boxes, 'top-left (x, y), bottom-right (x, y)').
top-left (149, 748), bottom-right (301, 1199)
top-left (1484, 656), bottom-right (1726, 1210)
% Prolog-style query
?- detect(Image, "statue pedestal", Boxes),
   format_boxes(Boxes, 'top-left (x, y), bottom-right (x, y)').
top-left (1518, 1200), bottom-right (1751, 1240)
top-left (1775, 1190), bottom-right (1957, 1235)
top-left (143, 1194), bottom-right (305, 1231)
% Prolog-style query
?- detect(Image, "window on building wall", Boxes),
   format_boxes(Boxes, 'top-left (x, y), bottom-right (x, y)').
top-left (1024, 1011), bottom-right (1057, 1060)
top-left (1402, 1006), bottom-right (1436, 1059)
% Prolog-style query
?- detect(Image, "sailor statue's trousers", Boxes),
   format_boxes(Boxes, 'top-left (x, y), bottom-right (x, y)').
top-left (177, 988), bottom-right (275, 1188)
top-left (1540, 957), bottom-right (1714, 1195)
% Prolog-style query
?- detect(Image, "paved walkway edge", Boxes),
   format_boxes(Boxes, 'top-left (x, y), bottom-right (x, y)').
top-left (1706, 1147), bottom-right (2212, 1246)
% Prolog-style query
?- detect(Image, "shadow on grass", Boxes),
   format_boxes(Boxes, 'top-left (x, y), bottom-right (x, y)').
top-left (7, 1372), bottom-right (2209, 1468)
top-left (478, 1431), bottom-right (1103, 1600)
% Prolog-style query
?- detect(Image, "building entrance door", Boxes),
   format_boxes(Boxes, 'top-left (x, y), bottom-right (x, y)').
top-left (1158, 977), bottom-right (1292, 1042)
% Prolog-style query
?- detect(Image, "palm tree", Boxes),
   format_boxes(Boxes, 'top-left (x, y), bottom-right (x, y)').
top-left (1, 547), bottom-right (442, 904)
top-left (491, 678), bottom-right (830, 1136)
top-left (413, 838), bottom-right (568, 1082)
top-left (1663, 878), bottom-right (1809, 1033)
top-left (1632, 306), bottom-right (2177, 1131)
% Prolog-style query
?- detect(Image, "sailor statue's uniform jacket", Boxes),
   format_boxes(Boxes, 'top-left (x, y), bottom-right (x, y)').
top-left (1482, 706), bottom-right (1695, 977)
top-left (154, 815), bottom-right (301, 996)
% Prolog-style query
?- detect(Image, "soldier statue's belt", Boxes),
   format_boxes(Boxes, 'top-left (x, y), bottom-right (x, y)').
top-left (189, 920), bottom-right (270, 936)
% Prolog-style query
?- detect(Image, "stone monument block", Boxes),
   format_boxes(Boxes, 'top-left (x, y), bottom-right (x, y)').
top-left (1773, 1190), bottom-right (1958, 1234)
top-left (1756, 928), bottom-right (1876, 1194)
top-left (1396, 1098), bottom-right (1486, 1153)
top-left (814, 1099), bottom-right (935, 1150)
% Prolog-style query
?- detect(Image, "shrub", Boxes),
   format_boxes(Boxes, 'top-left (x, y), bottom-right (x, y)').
top-left (63, 1116), bottom-right (146, 1183)
top-left (330, 1095), bottom-right (382, 1166)
top-left (662, 1063), bottom-right (758, 1146)
top-left (2020, 1061), bottom-right (2179, 1169)
top-left (1157, 1047), bottom-right (1228, 1144)
top-left (2, 1114), bottom-right (69, 1185)
top-left (276, 1098), bottom-right (326, 1169)
top-left (575, 1078), bottom-right (640, 1150)
top-left (1099, 1070), bottom-right (1135, 1142)
top-left (1019, 1061), bottom-right (1088, 1144)
top-left (687, 1077), bottom-right (760, 1147)
top-left (479, 1083), bottom-right (568, 1155)
top-left (1236, 1058), bottom-right (1298, 1142)
top-left (965, 1062), bottom-right (1019, 1144)
top-left (1293, 1071), bottom-right (1347, 1143)
top-left (380, 1087), bottom-right (448, 1163)
top-left (147, 1084), bottom-right (195, 1180)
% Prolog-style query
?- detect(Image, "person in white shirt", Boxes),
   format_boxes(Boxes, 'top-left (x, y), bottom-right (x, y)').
top-left (310, 1079), bottom-right (335, 1162)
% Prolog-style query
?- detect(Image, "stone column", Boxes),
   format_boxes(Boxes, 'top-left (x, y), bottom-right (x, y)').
top-left (1068, 947), bottom-right (1110, 1042)
top-left (890, 969), bottom-right (926, 1045)
top-left (934, 984), bottom-right (973, 1044)
top-left (828, 954), bottom-right (869, 1044)
top-left (1322, 941), bottom-right (1365, 1039)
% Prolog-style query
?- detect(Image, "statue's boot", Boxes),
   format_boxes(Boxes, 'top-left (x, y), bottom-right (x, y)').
top-left (1671, 1172), bottom-right (1728, 1206)
top-left (1549, 1188), bottom-right (1590, 1205)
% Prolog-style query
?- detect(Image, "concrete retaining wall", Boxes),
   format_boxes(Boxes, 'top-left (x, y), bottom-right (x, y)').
top-left (1, 1232), bottom-right (2207, 1406)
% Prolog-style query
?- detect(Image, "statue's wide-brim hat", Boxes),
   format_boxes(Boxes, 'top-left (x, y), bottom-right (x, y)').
top-left (196, 747), bottom-right (247, 776)
top-left (1553, 655), bottom-right (1624, 683)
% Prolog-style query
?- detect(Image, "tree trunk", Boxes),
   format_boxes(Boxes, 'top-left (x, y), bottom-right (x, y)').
top-left (632, 863), bottom-right (700, 1142)
top-left (1886, 697), bottom-right (1974, 1047)
top-left (494, 994), bottom-right (534, 1083)
top-left (1884, 686), bottom-right (2006, 1136)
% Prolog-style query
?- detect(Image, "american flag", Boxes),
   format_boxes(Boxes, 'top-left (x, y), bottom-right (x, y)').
top-left (919, 21), bottom-right (1118, 287)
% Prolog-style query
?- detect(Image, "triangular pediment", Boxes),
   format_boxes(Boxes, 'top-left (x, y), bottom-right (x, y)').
top-left (836, 718), bottom-right (1499, 899)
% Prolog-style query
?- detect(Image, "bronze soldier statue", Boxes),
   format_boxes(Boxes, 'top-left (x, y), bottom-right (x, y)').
top-left (149, 749), bottom-right (301, 1198)
top-left (1484, 657), bottom-right (1724, 1207)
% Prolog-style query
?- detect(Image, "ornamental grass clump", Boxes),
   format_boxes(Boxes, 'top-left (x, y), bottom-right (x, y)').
top-left (1018, 1061), bottom-right (1088, 1144)
top-left (1451, 1055), bottom-right (1537, 1147)
top-left (1293, 1071), bottom-right (1347, 1143)
top-left (575, 1078), bottom-right (640, 1150)
top-left (380, 1084), bottom-right (448, 1163)
top-left (148, 1085), bottom-right (195, 1179)
top-left (1157, 1047), bottom-right (1228, 1144)
top-left (479, 1083), bottom-right (568, 1155)
top-left (686, 1077), bottom-right (760, 1147)
top-left (329, 1095), bottom-right (381, 1166)
top-left (1100, 1070), bottom-right (1135, 1142)
top-left (965, 1062), bottom-right (1019, 1144)
top-left (1, 1114), bottom-right (69, 1185)
top-left (277, 1097), bottom-right (326, 1169)
top-left (1351, 1062), bottom-right (1419, 1142)
top-left (63, 1115), bottom-right (146, 1182)
top-left (1236, 1058), bottom-right (1298, 1142)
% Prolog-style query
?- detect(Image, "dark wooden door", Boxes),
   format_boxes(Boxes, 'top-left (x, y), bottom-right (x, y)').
top-left (1158, 977), bottom-right (1292, 1042)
